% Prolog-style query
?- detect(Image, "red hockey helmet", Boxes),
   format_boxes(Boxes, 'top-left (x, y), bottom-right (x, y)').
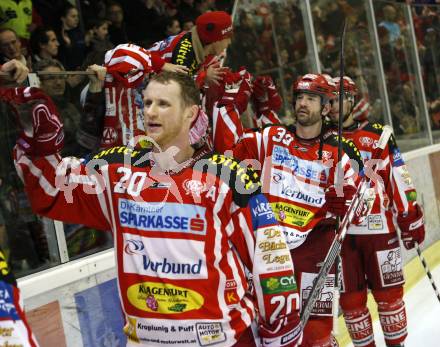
top-left (292, 74), bottom-right (336, 102)
top-left (332, 76), bottom-right (358, 98)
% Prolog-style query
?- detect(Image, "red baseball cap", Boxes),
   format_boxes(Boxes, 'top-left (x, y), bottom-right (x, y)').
top-left (196, 11), bottom-right (233, 45)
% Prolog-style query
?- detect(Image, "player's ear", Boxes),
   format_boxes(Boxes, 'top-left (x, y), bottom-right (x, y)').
top-left (322, 102), bottom-right (331, 116)
top-left (188, 104), bottom-right (199, 123)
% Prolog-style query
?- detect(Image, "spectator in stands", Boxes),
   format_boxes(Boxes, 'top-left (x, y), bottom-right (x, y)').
top-left (123, 0), bottom-right (164, 46)
top-left (195, 0), bottom-right (216, 15)
top-left (57, 3), bottom-right (86, 71)
top-left (179, 0), bottom-right (199, 24)
top-left (88, 19), bottom-right (113, 53)
top-left (78, 0), bottom-right (106, 28)
top-left (379, 4), bottom-right (401, 45)
top-left (106, 1), bottom-right (128, 46)
top-left (428, 97), bottom-right (440, 129)
top-left (0, 28), bottom-right (28, 67)
top-left (422, 27), bottom-right (440, 100)
top-left (164, 1), bottom-right (178, 19)
top-left (33, 59), bottom-right (82, 156)
top-left (164, 18), bottom-right (181, 37)
top-left (182, 19), bottom-right (195, 31)
top-left (32, 0), bottom-right (65, 29)
top-left (29, 26), bottom-right (59, 64)
top-left (0, 0), bottom-right (32, 41)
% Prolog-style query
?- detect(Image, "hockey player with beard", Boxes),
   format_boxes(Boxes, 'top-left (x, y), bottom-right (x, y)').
top-left (328, 76), bottom-right (425, 347)
top-left (211, 71), bottom-right (364, 346)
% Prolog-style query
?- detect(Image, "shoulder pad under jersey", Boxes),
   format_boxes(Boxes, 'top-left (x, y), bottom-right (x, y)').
top-left (363, 122), bottom-right (384, 136)
top-left (171, 32), bottom-right (197, 73)
top-left (88, 146), bottom-right (152, 168)
top-left (197, 153), bottom-right (262, 208)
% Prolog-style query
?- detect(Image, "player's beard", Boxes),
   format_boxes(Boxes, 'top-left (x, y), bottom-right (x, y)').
top-left (296, 107), bottom-right (322, 127)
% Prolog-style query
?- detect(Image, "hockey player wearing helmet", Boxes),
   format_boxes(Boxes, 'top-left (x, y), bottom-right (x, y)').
top-left (329, 76), bottom-right (425, 347)
top-left (210, 71), bottom-right (365, 346)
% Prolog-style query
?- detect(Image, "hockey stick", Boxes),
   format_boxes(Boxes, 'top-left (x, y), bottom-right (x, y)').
top-left (415, 242), bottom-right (440, 303)
top-left (300, 125), bottom-right (393, 327)
top-left (0, 70), bottom-right (96, 78)
top-left (333, 18), bottom-right (347, 335)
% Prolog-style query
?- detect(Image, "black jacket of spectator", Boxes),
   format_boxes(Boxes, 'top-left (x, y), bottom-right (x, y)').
top-left (108, 22), bottom-right (128, 46)
top-left (57, 26), bottom-right (86, 70)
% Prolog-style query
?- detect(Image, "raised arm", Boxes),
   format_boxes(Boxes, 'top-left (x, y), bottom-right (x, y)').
top-left (1, 87), bottom-right (112, 230)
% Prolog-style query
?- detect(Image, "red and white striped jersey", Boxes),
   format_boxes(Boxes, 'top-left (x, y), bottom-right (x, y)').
top-left (213, 103), bottom-right (363, 249)
top-left (342, 121), bottom-right (420, 235)
top-left (14, 145), bottom-right (301, 347)
top-left (100, 39), bottom-right (214, 149)
top-left (101, 44), bottom-right (166, 148)
top-left (252, 110), bottom-right (282, 128)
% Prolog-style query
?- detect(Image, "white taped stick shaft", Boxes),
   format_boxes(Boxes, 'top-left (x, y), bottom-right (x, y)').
top-left (377, 125), bottom-right (393, 149)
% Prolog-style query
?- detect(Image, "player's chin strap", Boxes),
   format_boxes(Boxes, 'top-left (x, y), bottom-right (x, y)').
top-left (301, 125), bottom-right (393, 329)
top-left (332, 18), bottom-right (347, 336)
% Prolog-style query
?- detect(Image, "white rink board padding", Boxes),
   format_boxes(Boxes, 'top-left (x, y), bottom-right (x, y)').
top-left (338, 239), bottom-right (440, 346)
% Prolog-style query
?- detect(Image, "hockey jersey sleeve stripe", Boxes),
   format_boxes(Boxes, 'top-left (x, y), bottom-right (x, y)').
top-left (117, 90), bottom-right (125, 140)
top-left (259, 111), bottom-right (281, 126)
top-left (128, 71), bottom-right (144, 85)
top-left (237, 211), bottom-right (257, 263)
top-left (211, 185), bottom-right (240, 332)
top-left (262, 127), bottom-right (271, 160)
top-left (17, 154), bottom-right (58, 197)
top-left (47, 154), bottom-right (62, 170)
top-left (106, 45), bottom-right (153, 69)
top-left (127, 88), bottom-right (135, 138)
top-left (15, 146), bottom-right (112, 230)
top-left (101, 166), bottom-right (118, 231)
top-left (119, 45), bottom-right (153, 66)
top-left (162, 52), bottom-right (172, 59)
top-left (96, 185), bottom-right (112, 226)
top-left (226, 250), bottom-right (253, 328)
top-left (220, 106), bottom-right (240, 144)
top-left (106, 55), bottom-right (144, 70)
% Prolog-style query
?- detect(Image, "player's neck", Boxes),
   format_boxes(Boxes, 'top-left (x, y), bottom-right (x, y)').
top-left (296, 120), bottom-right (322, 139)
top-left (152, 141), bottom-right (195, 172)
top-left (343, 114), bottom-right (355, 129)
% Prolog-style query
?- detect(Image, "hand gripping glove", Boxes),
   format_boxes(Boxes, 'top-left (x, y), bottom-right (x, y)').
top-left (397, 203), bottom-right (425, 250)
top-left (0, 87), bottom-right (64, 156)
top-left (324, 184), bottom-right (357, 217)
top-left (252, 75), bottom-right (282, 114)
top-left (259, 314), bottom-right (302, 347)
top-left (217, 67), bottom-right (253, 114)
